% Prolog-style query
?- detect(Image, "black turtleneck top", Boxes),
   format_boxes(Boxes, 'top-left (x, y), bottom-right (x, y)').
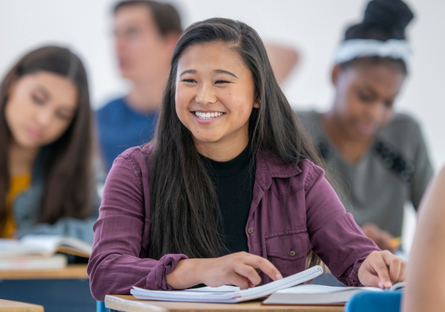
top-left (201, 145), bottom-right (255, 254)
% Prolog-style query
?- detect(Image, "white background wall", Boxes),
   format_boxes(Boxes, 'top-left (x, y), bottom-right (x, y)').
top-left (0, 0), bottom-right (443, 169)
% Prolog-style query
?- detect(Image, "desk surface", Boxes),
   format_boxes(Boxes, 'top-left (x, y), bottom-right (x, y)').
top-left (105, 295), bottom-right (344, 312)
top-left (0, 264), bottom-right (88, 280)
top-left (0, 299), bottom-right (44, 312)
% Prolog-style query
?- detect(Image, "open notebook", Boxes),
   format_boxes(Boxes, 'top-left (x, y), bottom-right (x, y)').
top-left (0, 235), bottom-right (91, 270)
top-left (0, 235), bottom-right (92, 259)
top-left (131, 265), bottom-right (323, 303)
top-left (262, 282), bottom-right (406, 305)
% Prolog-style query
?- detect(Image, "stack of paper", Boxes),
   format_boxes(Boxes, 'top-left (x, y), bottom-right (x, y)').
top-left (131, 265), bottom-right (324, 303)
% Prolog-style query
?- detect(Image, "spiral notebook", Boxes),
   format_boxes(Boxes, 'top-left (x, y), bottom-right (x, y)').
top-left (130, 265), bottom-right (323, 303)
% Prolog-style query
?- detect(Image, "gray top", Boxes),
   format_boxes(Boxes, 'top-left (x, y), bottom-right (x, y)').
top-left (296, 110), bottom-right (434, 237)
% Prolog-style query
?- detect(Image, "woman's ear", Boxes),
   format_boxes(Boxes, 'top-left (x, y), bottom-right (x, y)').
top-left (331, 64), bottom-right (341, 86)
top-left (253, 99), bottom-right (261, 108)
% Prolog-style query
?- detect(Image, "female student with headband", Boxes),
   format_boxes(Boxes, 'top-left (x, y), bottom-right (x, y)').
top-left (0, 46), bottom-right (100, 244)
top-left (297, 0), bottom-right (433, 251)
top-left (88, 18), bottom-right (405, 301)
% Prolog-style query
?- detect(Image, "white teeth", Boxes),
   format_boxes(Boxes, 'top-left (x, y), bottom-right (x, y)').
top-left (194, 112), bottom-right (223, 120)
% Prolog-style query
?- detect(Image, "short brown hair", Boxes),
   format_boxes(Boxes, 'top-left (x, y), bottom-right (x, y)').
top-left (114, 0), bottom-right (182, 37)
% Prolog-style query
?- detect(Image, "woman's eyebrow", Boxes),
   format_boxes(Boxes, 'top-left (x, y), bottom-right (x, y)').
top-left (179, 69), bottom-right (238, 79)
top-left (214, 69), bottom-right (238, 78)
top-left (179, 69), bottom-right (196, 77)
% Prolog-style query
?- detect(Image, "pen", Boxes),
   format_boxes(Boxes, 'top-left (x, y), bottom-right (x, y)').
top-left (388, 237), bottom-right (402, 250)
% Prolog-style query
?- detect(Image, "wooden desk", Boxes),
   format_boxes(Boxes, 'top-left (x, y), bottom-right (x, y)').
top-left (0, 264), bottom-right (88, 280)
top-left (105, 295), bottom-right (344, 312)
top-left (0, 299), bottom-right (44, 312)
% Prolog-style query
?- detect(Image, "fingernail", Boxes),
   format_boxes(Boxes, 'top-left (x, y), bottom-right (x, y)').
top-left (386, 282), bottom-right (393, 288)
top-left (276, 273), bottom-right (283, 280)
top-left (378, 282), bottom-right (383, 289)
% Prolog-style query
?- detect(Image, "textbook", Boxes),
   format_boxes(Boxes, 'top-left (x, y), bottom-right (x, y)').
top-left (262, 282), bottom-right (406, 305)
top-left (0, 235), bottom-right (92, 259)
top-left (0, 254), bottom-right (68, 270)
top-left (131, 265), bottom-right (323, 303)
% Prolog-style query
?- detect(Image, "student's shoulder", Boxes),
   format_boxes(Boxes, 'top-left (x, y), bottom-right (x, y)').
top-left (111, 144), bottom-right (154, 176)
top-left (294, 109), bottom-right (319, 123)
top-left (259, 150), bottom-right (325, 187)
top-left (379, 112), bottom-right (425, 146)
top-left (96, 97), bottom-right (127, 115)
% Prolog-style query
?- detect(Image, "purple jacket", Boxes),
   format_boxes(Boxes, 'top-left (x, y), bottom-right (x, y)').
top-left (88, 145), bottom-right (380, 301)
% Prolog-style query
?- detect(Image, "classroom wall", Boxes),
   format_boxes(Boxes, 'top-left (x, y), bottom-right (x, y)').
top-left (0, 0), bottom-right (443, 170)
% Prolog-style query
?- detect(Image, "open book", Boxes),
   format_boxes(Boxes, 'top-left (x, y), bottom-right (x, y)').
top-left (131, 265), bottom-right (323, 303)
top-left (0, 235), bottom-right (92, 270)
top-left (262, 282), bottom-right (406, 305)
top-left (0, 235), bottom-right (92, 259)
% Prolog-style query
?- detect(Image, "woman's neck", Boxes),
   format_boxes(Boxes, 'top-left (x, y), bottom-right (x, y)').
top-left (322, 111), bottom-right (374, 163)
top-left (8, 140), bottom-right (39, 176)
top-left (126, 73), bottom-right (168, 113)
top-left (195, 136), bottom-right (249, 162)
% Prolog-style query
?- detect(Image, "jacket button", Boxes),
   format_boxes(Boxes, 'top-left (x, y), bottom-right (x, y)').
top-left (247, 228), bottom-right (254, 234)
top-left (289, 250), bottom-right (296, 257)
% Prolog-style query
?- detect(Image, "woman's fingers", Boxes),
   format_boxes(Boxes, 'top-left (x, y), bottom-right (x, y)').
top-left (359, 251), bottom-right (407, 288)
top-left (382, 251), bottom-right (405, 283)
top-left (371, 253), bottom-right (393, 288)
top-left (233, 264), bottom-right (262, 286)
top-left (243, 255), bottom-right (283, 282)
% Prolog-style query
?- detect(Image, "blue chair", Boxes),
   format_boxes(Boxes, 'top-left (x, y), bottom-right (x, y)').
top-left (345, 291), bottom-right (402, 312)
top-left (96, 301), bottom-right (109, 312)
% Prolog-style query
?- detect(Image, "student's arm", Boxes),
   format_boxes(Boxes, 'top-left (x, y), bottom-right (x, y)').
top-left (264, 43), bottom-right (299, 85)
top-left (410, 121), bottom-right (434, 209)
top-left (303, 161), bottom-right (405, 287)
top-left (87, 154), bottom-right (188, 301)
top-left (403, 167), bottom-right (445, 312)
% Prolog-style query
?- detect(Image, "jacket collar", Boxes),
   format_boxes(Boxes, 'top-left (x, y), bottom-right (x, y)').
top-left (255, 149), bottom-right (302, 191)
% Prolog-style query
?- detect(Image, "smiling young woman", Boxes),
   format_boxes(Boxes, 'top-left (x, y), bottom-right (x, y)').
top-left (0, 46), bottom-right (100, 244)
top-left (88, 17), bottom-right (406, 302)
top-left (296, 0), bottom-right (433, 252)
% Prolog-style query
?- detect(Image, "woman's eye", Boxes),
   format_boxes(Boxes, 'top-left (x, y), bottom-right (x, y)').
top-left (215, 80), bottom-right (230, 85)
top-left (182, 79), bottom-right (196, 83)
top-left (358, 92), bottom-right (373, 103)
top-left (31, 93), bottom-right (45, 105)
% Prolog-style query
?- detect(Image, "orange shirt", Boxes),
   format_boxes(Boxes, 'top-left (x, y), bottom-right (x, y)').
top-left (2, 174), bottom-right (31, 238)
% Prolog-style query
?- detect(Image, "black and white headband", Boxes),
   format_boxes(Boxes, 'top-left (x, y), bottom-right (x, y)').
top-left (334, 39), bottom-right (412, 69)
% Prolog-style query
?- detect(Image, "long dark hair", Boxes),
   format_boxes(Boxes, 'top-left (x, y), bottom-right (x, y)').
top-left (0, 46), bottom-right (95, 230)
top-left (149, 18), bottom-right (322, 263)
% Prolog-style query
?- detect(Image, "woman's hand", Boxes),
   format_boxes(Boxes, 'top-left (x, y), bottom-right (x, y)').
top-left (358, 250), bottom-right (406, 288)
top-left (166, 252), bottom-right (283, 290)
top-left (362, 223), bottom-right (399, 252)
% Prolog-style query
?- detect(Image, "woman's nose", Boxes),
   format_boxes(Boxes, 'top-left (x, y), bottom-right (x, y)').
top-left (35, 107), bottom-right (53, 127)
top-left (196, 82), bottom-right (217, 104)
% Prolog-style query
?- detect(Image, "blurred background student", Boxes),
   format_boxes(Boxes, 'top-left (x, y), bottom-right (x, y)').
top-left (0, 46), bottom-right (99, 245)
top-left (96, 0), bottom-right (182, 171)
top-left (403, 166), bottom-right (445, 312)
top-left (296, 0), bottom-right (433, 251)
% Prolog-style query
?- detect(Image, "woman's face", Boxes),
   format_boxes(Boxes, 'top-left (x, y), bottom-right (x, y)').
top-left (331, 63), bottom-right (405, 140)
top-left (175, 41), bottom-right (259, 158)
top-left (5, 71), bottom-right (78, 149)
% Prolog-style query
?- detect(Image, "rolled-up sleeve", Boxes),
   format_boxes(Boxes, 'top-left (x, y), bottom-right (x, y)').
top-left (87, 151), bottom-right (187, 301)
top-left (304, 162), bottom-right (380, 286)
